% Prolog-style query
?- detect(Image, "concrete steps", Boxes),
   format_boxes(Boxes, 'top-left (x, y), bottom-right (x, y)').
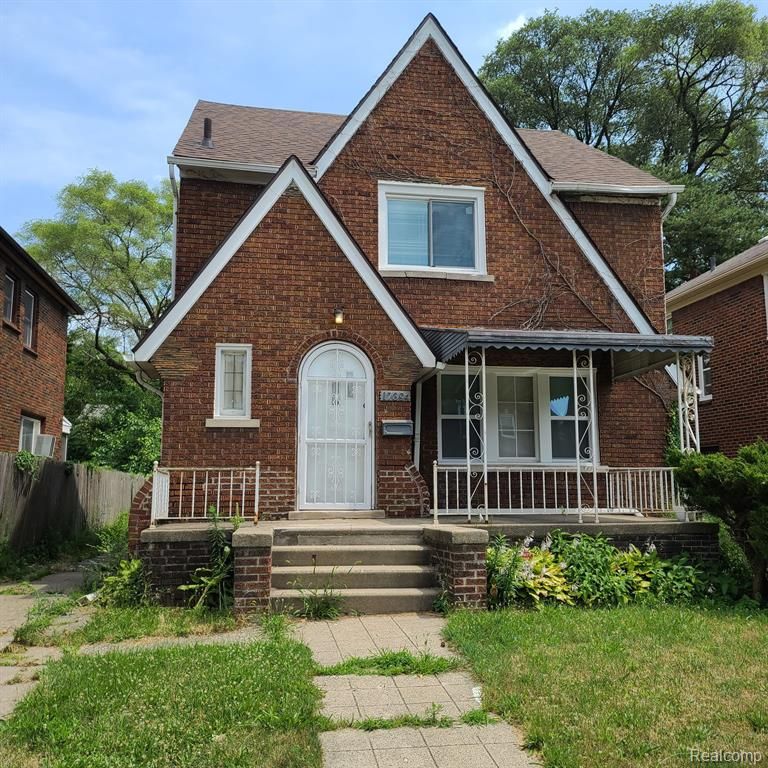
top-left (272, 544), bottom-right (431, 567)
top-left (271, 564), bottom-right (436, 590)
top-left (270, 587), bottom-right (440, 614)
top-left (270, 524), bottom-right (438, 614)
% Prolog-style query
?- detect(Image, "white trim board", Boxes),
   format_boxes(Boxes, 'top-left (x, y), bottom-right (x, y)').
top-left (313, 14), bottom-right (655, 336)
top-left (133, 157), bottom-right (436, 369)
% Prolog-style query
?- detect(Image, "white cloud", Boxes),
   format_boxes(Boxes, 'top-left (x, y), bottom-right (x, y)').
top-left (496, 14), bottom-right (528, 40)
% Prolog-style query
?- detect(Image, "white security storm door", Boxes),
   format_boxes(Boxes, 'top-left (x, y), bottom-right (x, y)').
top-left (299, 343), bottom-right (374, 509)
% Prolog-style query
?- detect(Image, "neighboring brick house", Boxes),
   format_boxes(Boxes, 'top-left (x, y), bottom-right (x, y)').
top-left (127, 16), bottom-right (717, 611)
top-left (1, 226), bottom-right (81, 460)
top-left (667, 238), bottom-right (768, 456)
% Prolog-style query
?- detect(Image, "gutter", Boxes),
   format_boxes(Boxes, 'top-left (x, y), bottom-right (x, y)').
top-left (167, 155), bottom-right (318, 177)
top-left (550, 181), bottom-right (685, 196)
top-left (662, 192), bottom-right (678, 221)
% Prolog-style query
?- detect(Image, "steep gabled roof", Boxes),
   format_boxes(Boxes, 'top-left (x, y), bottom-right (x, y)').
top-left (311, 14), bottom-right (659, 335)
top-left (132, 157), bottom-right (436, 368)
top-left (171, 101), bottom-right (676, 192)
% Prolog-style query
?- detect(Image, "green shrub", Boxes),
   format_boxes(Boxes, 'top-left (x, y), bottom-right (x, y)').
top-left (82, 512), bottom-right (130, 591)
top-left (487, 531), bottom-right (707, 609)
top-left (98, 558), bottom-right (149, 607)
top-left (673, 439), bottom-right (768, 603)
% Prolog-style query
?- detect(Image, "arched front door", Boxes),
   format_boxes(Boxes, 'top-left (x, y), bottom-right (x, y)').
top-left (298, 342), bottom-right (374, 510)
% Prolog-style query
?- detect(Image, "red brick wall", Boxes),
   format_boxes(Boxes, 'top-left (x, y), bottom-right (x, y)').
top-left (0, 255), bottom-right (69, 459)
top-left (671, 275), bottom-right (768, 456)
top-left (175, 178), bottom-right (263, 293)
top-left (318, 39), bottom-right (653, 334)
top-left (154, 189), bottom-right (424, 518)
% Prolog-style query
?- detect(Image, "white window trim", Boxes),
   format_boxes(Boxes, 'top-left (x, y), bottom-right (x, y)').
top-left (377, 180), bottom-right (486, 277)
top-left (214, 344), bottom-right (252, 419)
top-left (697, 354), bottom-right (713, 402)
top-left (4, 273), bottom-right (16, 323)
top-left (19, 416), bottom-right (41, 452)
top-left (436, 366), bottom-right (599, 465)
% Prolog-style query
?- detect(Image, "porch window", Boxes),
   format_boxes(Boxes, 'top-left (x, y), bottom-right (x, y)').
top-left (697, 353), bottom-right (712, 401)
top-left (437, 368), bottom-right (596, 464)
top-left (214, 344), bottom-right (252, 419)
top-left (22, 289), bottom-right (36, 348)
top-left (3, 273), bottom-right (16, 323)
top-left (378, 181), bottom-right (486, 275)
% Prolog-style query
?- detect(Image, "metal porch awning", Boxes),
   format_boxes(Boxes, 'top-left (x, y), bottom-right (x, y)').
top-left (420, 327), bottom-right (713, 380)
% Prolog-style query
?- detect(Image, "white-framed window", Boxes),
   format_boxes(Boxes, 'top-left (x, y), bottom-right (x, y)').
top-left (437, 367), bottom-right (597, 465)
top-left (22, 289), bottom-right (36, 348)
top-left (378, 181), bottom-right (486, 275)
top-left (19, 416), bottom-right (41, 453)
top-left (3, 273), bottom-right (16, 323)
top-left (214, 344), bottom-right (252, 418)
top-left (698, 353), bottom-right (712, 401)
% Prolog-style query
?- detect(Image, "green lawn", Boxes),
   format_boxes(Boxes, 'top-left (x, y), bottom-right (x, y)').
top-left (1, 634), bottom-right (323, 768)
top-left (446, 605), bottom-right (768, 768)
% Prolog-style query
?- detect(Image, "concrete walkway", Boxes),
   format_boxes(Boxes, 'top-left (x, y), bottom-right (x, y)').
top-left (0, 570), bottom-right (83, 718)
top-left (297, 614), bottom-right (539, 768)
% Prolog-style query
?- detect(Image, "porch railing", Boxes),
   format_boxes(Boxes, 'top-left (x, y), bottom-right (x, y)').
top-left (432, 462), bottom-right (683, 523)
top-left (150, 463), bottom-right (260, 525)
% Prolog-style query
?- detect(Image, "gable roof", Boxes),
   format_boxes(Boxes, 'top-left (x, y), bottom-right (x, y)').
top-left (312, 14), bottom-right (659, 335)
top-left (0, 226), bottom-right (82, 314)
top-left (131, 157), bottom-right (436, 368)
top-left (666, 238), bottom-right (768, 313)
top-left (173, 101), bottom-right (678, 194)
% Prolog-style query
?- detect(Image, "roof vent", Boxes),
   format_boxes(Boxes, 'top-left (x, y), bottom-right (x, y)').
top-left (709, 256), bottom-right (717, 271)
top-left (202, 117), bottom-right (214, 148)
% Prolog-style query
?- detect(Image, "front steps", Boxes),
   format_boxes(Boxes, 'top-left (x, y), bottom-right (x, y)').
top-left (269, 525), bottom-right (439, 614)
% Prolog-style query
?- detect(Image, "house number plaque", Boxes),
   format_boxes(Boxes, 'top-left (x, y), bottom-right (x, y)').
top-left (379, 390), bottom-right (411, 402)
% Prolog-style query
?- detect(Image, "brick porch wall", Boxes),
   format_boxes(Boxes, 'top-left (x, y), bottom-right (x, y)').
top-left (423, 526), bottom-right (489, 608)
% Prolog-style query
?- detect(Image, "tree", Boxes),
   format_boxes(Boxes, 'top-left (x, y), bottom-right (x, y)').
top-left (65, 330), bottom-right (161, 474)
top-left (481, 1), bottom-right (768, 286)
top-left (21, 170), bottom-right (173, 377)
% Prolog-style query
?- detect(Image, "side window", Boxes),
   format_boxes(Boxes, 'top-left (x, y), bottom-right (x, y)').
top-left (698, 353), bottom-right (713, 401)
top-left (22, 289), bottom-right (36, 348)
top-left (3, 272), bottom-right (16, 323)
top-left (214, 344), bottom-right (252, 418)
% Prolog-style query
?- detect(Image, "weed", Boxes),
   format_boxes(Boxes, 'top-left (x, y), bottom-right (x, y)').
top-left (318, 649), bottom-right (461, 677)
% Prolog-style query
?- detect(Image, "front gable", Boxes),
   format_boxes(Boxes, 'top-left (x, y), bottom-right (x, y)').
top-left (132, 158), bottom-right (435, 369)
top-left (316, 16), bottom-right (656, 335)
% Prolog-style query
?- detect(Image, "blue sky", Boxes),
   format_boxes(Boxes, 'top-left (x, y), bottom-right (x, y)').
top-left (2, 0), bottom-right (767, 236)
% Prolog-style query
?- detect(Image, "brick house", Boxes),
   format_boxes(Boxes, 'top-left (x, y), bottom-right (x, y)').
top-left (128, 16), bottom-right (717, 611)
top-left (1, 226), bottom-right (81, 460)
top-left (667, 238), bottom-right (768, 456)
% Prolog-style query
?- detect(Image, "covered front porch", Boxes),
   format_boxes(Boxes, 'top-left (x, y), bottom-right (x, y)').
top-left (418, 327), bottom-right (712, 524)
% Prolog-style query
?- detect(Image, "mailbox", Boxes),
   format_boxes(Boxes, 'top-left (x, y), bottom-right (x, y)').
top-left (381, 420), bottom-right (414, 437)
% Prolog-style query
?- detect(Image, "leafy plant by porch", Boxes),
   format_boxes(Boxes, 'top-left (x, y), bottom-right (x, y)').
top-left (1, 638), bottom-right (323, 768)
top-left (673, 439), bottom-right (768, 603)
top-left (445, 606), bottom-right (768, 768)
top-left (486, 531), bottom-right (717, 609)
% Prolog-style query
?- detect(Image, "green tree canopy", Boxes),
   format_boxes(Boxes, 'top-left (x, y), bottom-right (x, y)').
top-left (481, 1), bottom-right (768, 287)
top-left (22, 169), bottom-right (173, 375)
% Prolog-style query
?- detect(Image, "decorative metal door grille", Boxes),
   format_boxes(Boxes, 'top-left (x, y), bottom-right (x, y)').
top-left (302, 346), bottom-right (370, 507)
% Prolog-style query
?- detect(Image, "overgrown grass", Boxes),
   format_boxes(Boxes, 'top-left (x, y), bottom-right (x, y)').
top-left (62, 605), bottom-right (238, 646)
top-left (446, 605), bottom-right (768, 768)
top-left (325, 702), bottom-right (455, 732)
top-left (318, 648), bottom-right (462, 677)
top-left (13, 596), bottom-right (77, 645)
top-left (1, 637), bottom-right (324, 768)
top-left (0, 530), bottom-right (98, 583)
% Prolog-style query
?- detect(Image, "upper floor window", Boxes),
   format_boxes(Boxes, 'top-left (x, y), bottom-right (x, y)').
top-left (3, 273), bottom-right (16, 323)
top-left (378, 181), bottom-right (486, 275)
top-left (214, 344), bottom-right (252, 418)
top-left (698, 353), bottom-right (712, 401)
top-left (22, 289), bottom-right (36, 348)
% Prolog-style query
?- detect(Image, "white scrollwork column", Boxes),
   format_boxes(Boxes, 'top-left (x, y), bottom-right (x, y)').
top-left (576, 351), bottom-right (599, 523)
top-left (464, 348), bottom-right (487, 522)
top-left (677, 352), bottom-right (700, 453)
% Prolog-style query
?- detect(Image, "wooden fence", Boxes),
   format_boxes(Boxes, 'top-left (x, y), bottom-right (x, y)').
top-left (0, 452), bottom-right (146, 550)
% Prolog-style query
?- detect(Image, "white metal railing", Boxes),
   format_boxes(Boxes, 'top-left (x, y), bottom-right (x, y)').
top-left (432, 462), bottom-right (683, 523)
top-left (150, 462), bottom-right (260, 524)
